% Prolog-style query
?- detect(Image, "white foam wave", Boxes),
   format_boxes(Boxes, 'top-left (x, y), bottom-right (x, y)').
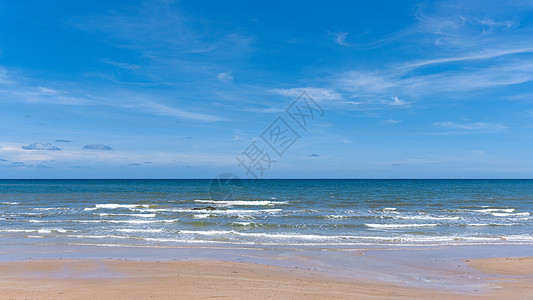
top-left (85, 204), bottom-right (151, 211)
top-left (466, 223), bottom-right (515, 227)
top-left (178, 230), bottom-right (513, 243)
top-left (1, 229), bottom-right (35, 233)
top-left (232, 222), bottom-right (252, 226)
top-left (65, 234), bottom-right (132, 240)
top-left (466, 223), bottom-right (489, 227)
top-left (325, 215), bottom-right (348, 219)
top-left (365, 223), bottom-right (438, 228)
top-left (61, 232), bottom-right (533, 245)
top-left (128, 208), bottom-right (168, 212)
top-left (211, 209), bottom-right (282, 215)
top-left (179, 230), bottom-right (339, 240)
top-left (492, 212), bottom-right (530, 217)
top-left (194, 199), bottom-right (287, 206)
top-left (77, 219), bottom-right (178, 224)
top-left (37, 228), bottom-right (68, 234)
top-left (193, 214), bottom-right (210, 219)
top-left (477, 208), bottom-right (515, 213)
top-left (98, 213), bottom-right (156, 218)
top-left (1, 202), bottom-right (19, 205)
top-left (115, 228), bottom-right (164, 233)
top-left (397, 215), bottom-right (459, 221)
top-left (132, 208), bottom-right (282, 215)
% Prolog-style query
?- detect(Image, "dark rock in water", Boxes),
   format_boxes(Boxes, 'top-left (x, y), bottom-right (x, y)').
top-left (191, 206), bottom-right (216, 211)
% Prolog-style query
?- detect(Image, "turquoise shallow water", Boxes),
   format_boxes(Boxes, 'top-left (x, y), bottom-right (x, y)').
top-left (0, 179), bottom-right (532, 247)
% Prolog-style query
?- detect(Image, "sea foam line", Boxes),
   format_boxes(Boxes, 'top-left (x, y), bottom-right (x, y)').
top-left (492, 212), bottom-right (529, 217)
top-left (396, 215), bottom-right (460, 220)
top-left (176, 230), bottom-right (533, 243)
top-left (365, 223), bottom-right (439, 228)
top-left (77, 219), bottom-right (179, 224)
top-left (131, 208), bottom-right (282, 215)
top-left (476, 208), bottom-right (515, 213)
top-left (194, 199), bottom-right (287, 206)
top-left (464, 223), bottom-right (516, 227)
top-left (84, 204), bottom-right (151, 211)
top-left (115, 228), bottom-right (165, 233)
top-left (98, 213), bottom-right (156, 218)
top-left (37, 228), bottom-right (69, 234)
top-left (56, 232), bottom-right (533, 246)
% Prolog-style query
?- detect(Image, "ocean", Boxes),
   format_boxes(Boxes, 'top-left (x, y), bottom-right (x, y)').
top-left (1, 179), bottom-right (532, 248)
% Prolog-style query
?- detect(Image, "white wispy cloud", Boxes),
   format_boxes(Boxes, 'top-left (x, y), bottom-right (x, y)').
top-left (338, 60), bottom-right (533, 98)
top-left (217, 71), bottom-right (234, 83)
top-left (71, 2), bottom-right (253, 61)
top-left (334, 32), bottom-right (349, 46)
top-left (184, 45), bottom-right (218, 54)
top-left (36, 86), bottom-right (61, 95)
top-left (434, 121), bottom-right (507, 133)
top-left (243, 107), bottom-right (285, 113)
top-left (0, 77), bottom-right (224, 122)
top-left (389, 96), bottom-right (409, 106)
top-left (384, 119), bottom-right (402, 124)
top-left (271, 87), bottom-right (341, 101)
top-left (101, 59), bottom-right (141, 70)
top-left (138, 101), bottom-right (223, 122)
top-left (475, 17), bottom-right (517, 30)
top-left (0, 67), bottom-right (13, 84)
top-left (470, 150), bottom-right (487, 156)
top-left (338, 71), bottom-right (395, 95)
top-left (5, 84), bottom-right (95, 105)
top-left (403, 47), bottom-right (533, 69)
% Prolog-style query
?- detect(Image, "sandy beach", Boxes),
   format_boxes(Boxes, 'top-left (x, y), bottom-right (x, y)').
top-left (0, 255), bottom-right (530, 299)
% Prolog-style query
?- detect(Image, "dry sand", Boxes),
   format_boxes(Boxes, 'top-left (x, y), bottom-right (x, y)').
top-left (0, 257), bottom-right (531, 299)
top-left (465, 256), bottom-right (533, 275)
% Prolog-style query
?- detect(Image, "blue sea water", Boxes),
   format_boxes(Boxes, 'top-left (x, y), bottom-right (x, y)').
top-left (0, 179), bottom-right (532, 247)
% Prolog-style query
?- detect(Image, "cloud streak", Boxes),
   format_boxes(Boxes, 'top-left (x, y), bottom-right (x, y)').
top-left (433, 121), bottom-right (507, 134)
top-left (403, 47), bottom-right (533, 69)
top-left (333, 32), bottom-right (349, 46)
top-left (139, 102), bottom-right (223, 122)
top-left (217, 71), bottom-right (234, 83)
top-left (271, 87), bottom-right (341, 101)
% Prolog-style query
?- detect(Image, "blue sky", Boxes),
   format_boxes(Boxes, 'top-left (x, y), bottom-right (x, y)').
top-left (1, 0), bottom-right (533, 178)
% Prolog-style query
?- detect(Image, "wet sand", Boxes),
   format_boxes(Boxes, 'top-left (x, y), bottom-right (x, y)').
top-left (0, 256), bottom-right (531, 299)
